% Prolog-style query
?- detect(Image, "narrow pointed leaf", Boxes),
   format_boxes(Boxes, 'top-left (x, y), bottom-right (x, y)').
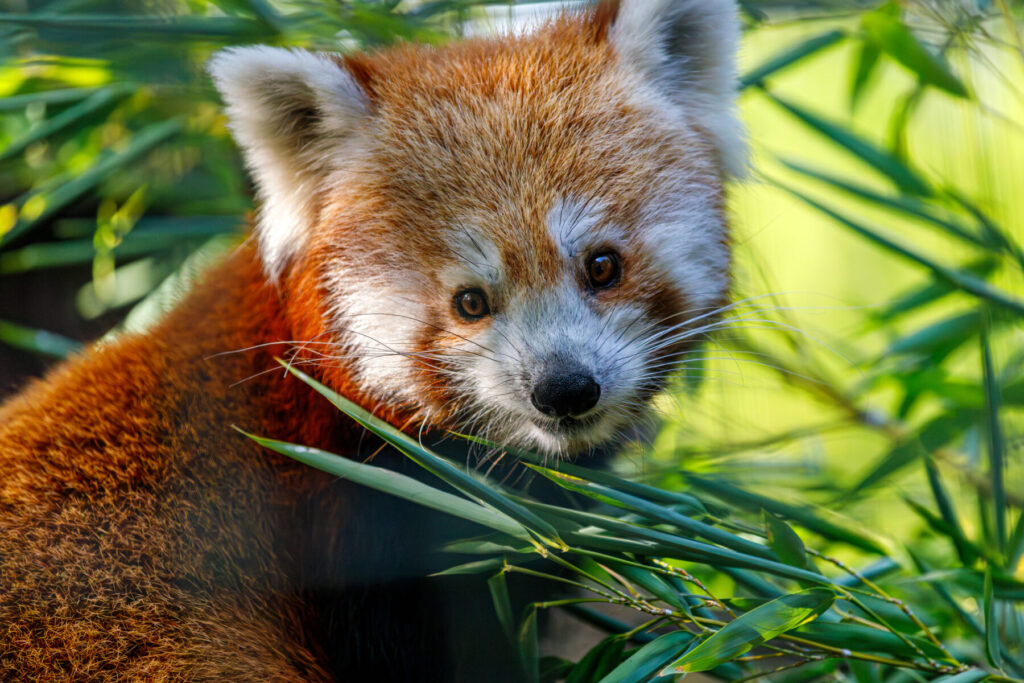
top-left (861, 10), bottom-right (968, 97)
top-left (764, 510), bottom-right (813, 571)
top-left (766, 92), bottom-right (931, 195)
top-left (664, 588), bottom-right (836, 674)
top-left (741, 30), bottom-right (845, 88)
top-left (0, 318), bottom-right (81, 358)
top-left (240, 431), bottom-right (530, 541)
top-left (280, 363), bottom-right (562, 546)
top-left (598, 631), bottom-right (694, 683)
top-left (984, 569), bottom-right (1003, 668)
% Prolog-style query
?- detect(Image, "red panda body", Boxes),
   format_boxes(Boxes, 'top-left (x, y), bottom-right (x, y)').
top-left (0, 2), bottom-right (745, 680)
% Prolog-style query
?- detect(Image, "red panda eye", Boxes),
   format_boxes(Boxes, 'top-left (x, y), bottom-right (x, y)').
top-left (454, 289), bottom-right (490, 320)
top-left (587, 252), bottom-right (620, 289)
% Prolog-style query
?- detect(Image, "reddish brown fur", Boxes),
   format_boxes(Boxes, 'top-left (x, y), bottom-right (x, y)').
top-left (0, 4), bottom-right (729, 678)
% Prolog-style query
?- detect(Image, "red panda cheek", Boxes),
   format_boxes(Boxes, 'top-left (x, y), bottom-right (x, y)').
top-left (411, 308), bottom-right (463, 424)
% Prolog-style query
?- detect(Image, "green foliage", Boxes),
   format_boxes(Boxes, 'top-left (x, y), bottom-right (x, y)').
top-left (5, 0), bottom-right (1024, 681)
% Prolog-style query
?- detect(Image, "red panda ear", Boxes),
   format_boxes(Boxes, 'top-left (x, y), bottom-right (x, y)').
top-left (208, 46), bottom-right (370, 281)
top-left (608, 0), bottom-right (747, 177)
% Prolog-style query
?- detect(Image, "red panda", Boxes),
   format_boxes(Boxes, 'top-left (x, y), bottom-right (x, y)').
top-left (0, 1), bottom-right (745, 680)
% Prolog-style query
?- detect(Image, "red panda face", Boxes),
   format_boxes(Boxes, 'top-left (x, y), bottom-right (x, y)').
top-left (210, 0), bottom-right (745, 456)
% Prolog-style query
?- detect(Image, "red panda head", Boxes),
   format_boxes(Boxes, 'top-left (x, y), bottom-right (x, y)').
top-left (209, 0), bottom-right (745, 456)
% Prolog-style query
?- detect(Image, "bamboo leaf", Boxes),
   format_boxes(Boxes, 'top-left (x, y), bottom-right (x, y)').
top-left (597, 631), bottom-right (694, 683)
top-left (1, 118), bottom-right (184, 247)
top-left (741, 30), bottom-right (845, 89)
top-left (861, 8), bottom-right (968, 98)
top-left (0, 318), bottom-right (81, 358)
top-left (774, 182), bottom-right (1024, 317)
top-left (981, 321), bottom-right (1007, 557)
top-left (663, 589), bottom-right (836, 674)
top-left (239, 430), bottom-right (531, 541)
top-left (528, 465), bottom-right (773, 560)
top-left (279, 363), bottom-right (564, 547)
top-left (765, 92), bottom-right (931, 195)
top-left (764, 510), bottom-right (814, 571)
top-left (849, 40), bottom-right (881, 111)
top-left (984, 568), bottom-right (1003, 668)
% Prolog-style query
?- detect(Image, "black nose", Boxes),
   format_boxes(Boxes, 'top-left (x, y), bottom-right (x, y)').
top-left (531, 372), bottom-right (601, 419)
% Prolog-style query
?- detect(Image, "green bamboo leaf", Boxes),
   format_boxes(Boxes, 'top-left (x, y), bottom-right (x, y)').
top-left (876, 259), bottom-right (998, 321)
top-left (663, 589), bottom-right (836, 674)
top-left (849, 414), bottom-right (974, 496)
top-left (764, 510), bottom-right (814, 571)
top-left (431, 557), bottom-right (506, 577)
top-left (540, 657), bottom-right (573, 683)
top-left (488, 572), bottom-right (515, 644)
top-left (887, 311), bottom-right (982, 359)
top-left (981, 322), bottom-right (1007, 556)
top-left (778, 157), bottom-right (987, 248)
top-left (239, 430), bottom-right (531, 541)
top-left (0, 14), bottom-right (269, 37)
top-left (765, 92), bottom-right (931, 195)
top-left (0, 87), bottom-right (125, 162)
top-left (0, 87), bottom-right (107, 111)
top-left (606, 561), bottom-right (689, 613)
top-left (684, 474), bottom-right (889, 555)
top-left (528, 465), bottom-right (772, 559)
top-left (1, 118), bottom-right (184, 247)
top-left (902, 497), bottom-right (992, 565)
top-left (849, 40), bottom-right (881, 111)
top-left (0, 217), bottom-right (241, 274)
top-left (930, 670), bottom-right (990, 683)
top-left (984, 568), bottom-right (1003, 668)
top-left (794, 621), bottom-right (946, 660)
top-left (566, 636), bottom-right (625, 683)
top-left (597, 631), bottom-right (694, 683)
top-left (861, 9), bottom-right (968, 97)
top-left (522, 500), bottom-right (832, 586)
top-left (519, 605), bottom-right (540, 683)
top-left (774, 182), bottom-right (1024, 317)
top-left (449, 432), bottom-right (707, 515)
top-left (0, 318), bottom-right (81, 358)
top-left (741, 30), bottom-right (845, 89)
top-left (279, 363), bottom-right (563, 547)
top-left (925, 458), bottom-right (978, 566)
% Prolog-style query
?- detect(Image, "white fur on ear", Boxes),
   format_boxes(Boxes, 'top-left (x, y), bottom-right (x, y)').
top-left (610, 0), bottom-right (747, 176)
top-left (208, 46), bottom-right (370, 280)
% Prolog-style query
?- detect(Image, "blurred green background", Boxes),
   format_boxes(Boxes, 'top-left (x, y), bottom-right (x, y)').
top-left (2, 0), bottom-right (1023, 680)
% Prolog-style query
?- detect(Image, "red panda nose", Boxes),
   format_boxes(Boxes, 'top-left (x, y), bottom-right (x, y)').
top-left (531, 372), bottom-right (601, 419)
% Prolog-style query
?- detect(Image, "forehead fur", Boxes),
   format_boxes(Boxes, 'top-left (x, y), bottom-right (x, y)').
top-left (321, 13), bottom-right (724, 284)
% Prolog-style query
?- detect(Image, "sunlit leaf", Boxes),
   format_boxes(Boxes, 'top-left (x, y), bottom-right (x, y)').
top-left (861, 8), bottom-right (968, 98)
top-left (663, 588), bottom-right (836, 674)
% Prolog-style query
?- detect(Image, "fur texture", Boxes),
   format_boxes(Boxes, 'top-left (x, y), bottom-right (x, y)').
top-left (0, 1), bottom-right (743, 679)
